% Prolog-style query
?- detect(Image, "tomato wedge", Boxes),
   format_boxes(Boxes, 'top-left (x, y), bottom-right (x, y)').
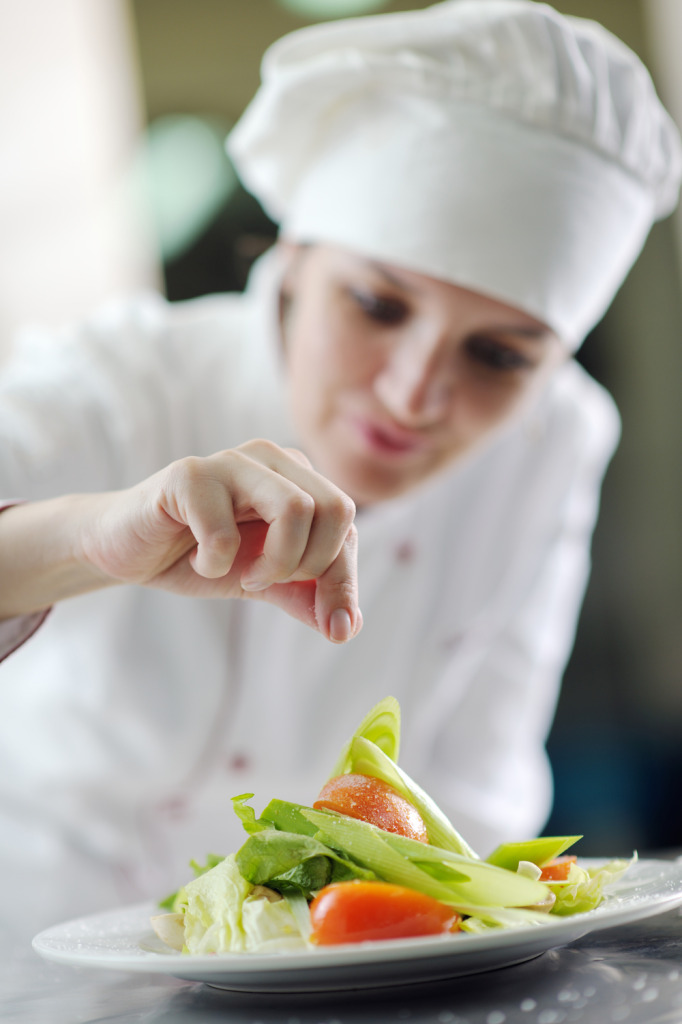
top-left (313, 773), bottom-right (429, 842)
top-left (540, 855), bottom-right (578, 881)
top-left (309, 881), bottom-right (461, 944)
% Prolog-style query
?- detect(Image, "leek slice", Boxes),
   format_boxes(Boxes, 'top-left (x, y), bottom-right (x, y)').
top-left (324, 696), bottom-right (476, 858)
top-left (302, 807), bottom-right (549, 909)
top-left (336, 735), bottom-right (479, 858)
top-left (329, 695), bottom-right (401, 776)
top-left (486, 836), bottom-right (583, 871)
top-left (378, 831), bottom-right (551, 908)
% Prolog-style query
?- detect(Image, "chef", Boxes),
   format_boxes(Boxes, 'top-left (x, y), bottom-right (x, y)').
top-left (1, 0), bottom-right (680, 938)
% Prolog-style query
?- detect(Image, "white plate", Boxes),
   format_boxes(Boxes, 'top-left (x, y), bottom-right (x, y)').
top-left (32, 858), bottom-right (682, 993)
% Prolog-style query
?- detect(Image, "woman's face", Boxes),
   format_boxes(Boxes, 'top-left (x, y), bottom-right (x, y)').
top-left (281, 245), bottom-right (565, 505)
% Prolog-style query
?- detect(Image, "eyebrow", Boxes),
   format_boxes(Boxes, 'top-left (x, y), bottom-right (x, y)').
top-left (368, 260), bottom-right (420, 294)
top-left (366, 260), bottom-right (551, 339)
top-left (492, 325), bottom-right (550, 340)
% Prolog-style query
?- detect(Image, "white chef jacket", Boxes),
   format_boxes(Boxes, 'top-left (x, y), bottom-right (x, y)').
top-left (0, 250), bottom-right (619, 938)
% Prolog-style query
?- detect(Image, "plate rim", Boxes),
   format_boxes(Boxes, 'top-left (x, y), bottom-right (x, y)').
top-left (31, 856), bottom-right (682, 980)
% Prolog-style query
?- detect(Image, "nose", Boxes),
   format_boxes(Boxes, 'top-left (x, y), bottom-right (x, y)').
top-left (374, 330), bottom-right (453, 426)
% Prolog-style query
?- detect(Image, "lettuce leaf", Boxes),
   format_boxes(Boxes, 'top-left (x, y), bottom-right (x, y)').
top-left (179, 853), bottom-right (307, 953)
top-left (234, 824), bottom-right (376, 899)
top-left (158, 852), bottom-right (225, 911)
top-left (258, 798), bottom-right (319, 837)
top-left (232, 793), bottom-right (269, 835)
top-left (179, 853), bottom-right (253, 953)
top-left (160, 697), bottom-right (635, 950)
top-left (548, 856), bottom-right (636, 916)
top-left (241, 893), bottom-right (307, 952)
top-left (459, 907), bottom-right (555, 932)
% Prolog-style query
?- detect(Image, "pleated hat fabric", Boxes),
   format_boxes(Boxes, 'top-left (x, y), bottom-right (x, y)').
top-left (228, 0), bottom-right (682, 346)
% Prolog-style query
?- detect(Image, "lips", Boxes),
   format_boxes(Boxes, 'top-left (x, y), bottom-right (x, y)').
top-left (349, 414), bottom-right (430, 457)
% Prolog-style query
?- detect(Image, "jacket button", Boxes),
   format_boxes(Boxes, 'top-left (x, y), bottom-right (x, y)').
top-left (395, 540), bottom-right (416, 563)
top-left (157, 795), bottom-right (188, 819)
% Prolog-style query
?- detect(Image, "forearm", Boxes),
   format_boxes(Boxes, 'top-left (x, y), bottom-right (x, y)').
top-left (0, 497), bottom-right (115, 620)
top-left (0, 443), bottom-right (362, 642)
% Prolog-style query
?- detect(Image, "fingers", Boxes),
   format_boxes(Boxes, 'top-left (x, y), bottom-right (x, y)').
top-left (315, 522), bottom-right (362, 643)
top-left (238, 482), bottom-right (317, 591)
top-left (228, 440), bottom-right (356, 592)
top-left (160, 458), bottom-right (242, 579)
top-left (154, 442), bottom-right (362, 643)
top-left (256, 523), bottom-right (362, 644)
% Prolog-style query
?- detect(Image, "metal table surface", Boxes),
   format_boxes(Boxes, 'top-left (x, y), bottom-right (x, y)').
top-left (4, 905), bottom-right (682, 1024)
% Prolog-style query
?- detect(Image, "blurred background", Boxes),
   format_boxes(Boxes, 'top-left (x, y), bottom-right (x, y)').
top-left (1, 0), bottom-right (680, 856)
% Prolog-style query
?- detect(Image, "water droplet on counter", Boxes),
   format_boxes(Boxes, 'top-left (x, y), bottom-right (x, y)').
top-left (537, 1011), bottom-right (566, 1024)
top-left (610, 1007), bottom-right (630, 1022)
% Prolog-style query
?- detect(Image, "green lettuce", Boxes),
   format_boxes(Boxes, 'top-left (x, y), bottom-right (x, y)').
top-left (244, 795), bottom-right (318, 838)
top-left (548, 856), bottom-right (636, 916)
top-left (459, 906), bottom-right (556, 932)
top-left (231, 793), bottom-right (269, 835)
top-left (178, 853), bottom-right (252, 953)
top-left (234, 824), bottom-right (376, 899)
top-left (179, 853), bottom-right (306, 953)
top-left (156, 696), bottom-right (634, 953)
top-left (241, 893), bottom-right (307, 952)
top-left (158, 852), bottom-right (225, 912)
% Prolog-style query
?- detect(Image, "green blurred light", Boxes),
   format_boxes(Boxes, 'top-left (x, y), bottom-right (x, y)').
top-left (135, 115), bottom-right (238, 262)
top-left (276, 0), bottom-right (389, 19)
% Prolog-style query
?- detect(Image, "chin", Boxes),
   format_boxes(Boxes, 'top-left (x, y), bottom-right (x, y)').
top-left (327, 460), bottom-right (423, 507)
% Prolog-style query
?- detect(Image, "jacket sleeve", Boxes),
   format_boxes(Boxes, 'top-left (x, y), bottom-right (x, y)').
top-left (0, 293), bottom-right (205, 664)
top-left (0, 609), bottom-right (50, 664)
top-left (0, 288), bottom-right (260, 665)
top-left (0, 293), bottom-right (187, 503)
top-left (403, 365), bottom-right (622, 857)
top-left (0, 503), bottom-right (50, 662)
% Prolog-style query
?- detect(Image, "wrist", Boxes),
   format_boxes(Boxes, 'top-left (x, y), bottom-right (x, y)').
top-left (0, 495), bottom-right (117, 619)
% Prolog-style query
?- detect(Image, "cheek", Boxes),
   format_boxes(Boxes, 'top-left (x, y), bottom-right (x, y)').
top-left (460, 379), bottom-right (526, 426)
top-left (285, 309), bottom-right (327, 388)
top-left (441, 374), bottom-right (543, 454)
top-left (285, 317), bottom-right (349, 435)
top-left (463, 360), bottom-right (561, 441)
top-left (289, 310), bottom-right (375, 394)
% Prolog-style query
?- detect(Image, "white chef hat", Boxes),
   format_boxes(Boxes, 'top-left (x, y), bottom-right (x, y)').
top-left (227, 0), bottom-right (682, 348)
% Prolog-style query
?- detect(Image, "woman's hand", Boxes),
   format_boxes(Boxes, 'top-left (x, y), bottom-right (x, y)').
top-left (82, 440), bottom-right (361, 643)
top-left (0, 441), bottom-right (362, 644)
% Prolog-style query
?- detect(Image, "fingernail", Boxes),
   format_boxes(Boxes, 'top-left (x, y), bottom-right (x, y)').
top-left (241, 575), bottom-right (269, 592)
top-left (329, 608), bottom-right (352, 643)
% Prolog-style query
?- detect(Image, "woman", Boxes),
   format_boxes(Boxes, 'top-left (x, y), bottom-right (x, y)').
top-left (1, 1), bottom-right (680, 937)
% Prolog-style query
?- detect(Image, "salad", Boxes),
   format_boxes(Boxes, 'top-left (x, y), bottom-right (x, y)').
top-left (151, 697), bottom-right (633, 955)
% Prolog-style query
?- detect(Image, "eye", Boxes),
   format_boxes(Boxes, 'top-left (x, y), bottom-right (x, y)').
top-left (464, 334), bottom-right (534, 372)
top-left (349, 289), bottom-right (408, 326)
